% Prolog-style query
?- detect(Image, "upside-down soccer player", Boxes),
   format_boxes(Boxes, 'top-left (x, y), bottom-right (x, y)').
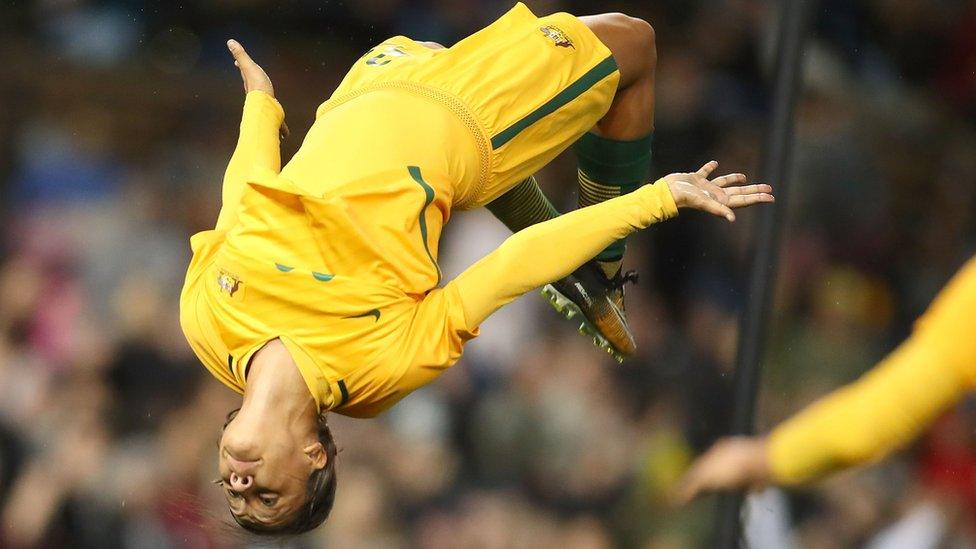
top-left (179, 3), bottom-right (773, 534)
top-left (675, 256), bottom-right (976, 503)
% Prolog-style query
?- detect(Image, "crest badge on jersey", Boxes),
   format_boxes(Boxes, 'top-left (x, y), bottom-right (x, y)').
top-left (540, 25), bottom-right (574, 48)
top-left (365, 45), bottom-right (409, 66)
top-left (216, 269), bottom-right (244, 298)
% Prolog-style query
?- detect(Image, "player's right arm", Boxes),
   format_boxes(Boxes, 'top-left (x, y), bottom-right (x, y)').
top-left (214, 39), bottom-right (287, 231)
top-left (675, 256), bottom-right (976, 503)
top-left (451, 161), bottom-right (773, 327)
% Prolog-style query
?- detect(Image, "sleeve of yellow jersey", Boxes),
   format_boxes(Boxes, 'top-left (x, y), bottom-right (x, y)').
top-left (768, 256), bottom-right (976, 485)
top-left (449, 180), bottom-right (678, 327)
top-left (214, 90), bottom-right (284, 231)
top-left (396, 182), bottom-right (675, 411)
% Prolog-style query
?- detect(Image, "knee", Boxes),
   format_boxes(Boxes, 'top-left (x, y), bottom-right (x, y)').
top-left (582, 12), bottom-right (657, 82)
top-left (607, 13), bottom-right (656, 71)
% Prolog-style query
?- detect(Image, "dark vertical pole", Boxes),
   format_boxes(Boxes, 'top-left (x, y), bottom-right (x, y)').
top-left (713, 1), bottom-right (815, 547)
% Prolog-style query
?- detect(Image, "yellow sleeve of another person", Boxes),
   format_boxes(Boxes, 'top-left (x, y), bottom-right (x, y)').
top-left (768, 256), bottom-right (976, 484)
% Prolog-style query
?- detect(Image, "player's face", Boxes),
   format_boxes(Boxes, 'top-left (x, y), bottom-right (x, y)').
top-left (216, 414), bottom-right (316, 528)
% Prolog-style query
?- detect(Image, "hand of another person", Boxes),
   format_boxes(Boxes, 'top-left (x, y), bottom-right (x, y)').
top-left (672, 436), bottom-right (773, 505)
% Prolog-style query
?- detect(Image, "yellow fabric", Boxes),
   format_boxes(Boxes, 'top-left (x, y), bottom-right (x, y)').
top-left (322, 2), bottom-right (619, 208)
top-left (455, 181), bottom-right (677, 326)
top-left (180, 3), bottom-right (642, 418)
top-left (215, 92), bottom-right (284, 231)
top-left (768, 256), bottom-right (976, 484)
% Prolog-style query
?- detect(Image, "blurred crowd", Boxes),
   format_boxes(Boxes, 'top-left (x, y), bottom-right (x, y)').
top-left (1, 0), bottom-right (975, 547)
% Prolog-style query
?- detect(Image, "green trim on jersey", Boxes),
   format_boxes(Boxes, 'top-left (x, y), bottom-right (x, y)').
top-left (490, 55), bottom-right (619, 149)
top-left (312, 271), bottom-right (335, 282)
top-left (407, 166), bottom-right (442, 284)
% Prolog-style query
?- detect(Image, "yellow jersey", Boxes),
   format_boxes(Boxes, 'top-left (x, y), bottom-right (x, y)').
top-left (179, 91), bottom-right (480, 418)
top-left (179, 4), bottom-right (677, 418)
top-left (177, 91), bottom-right (676, 417)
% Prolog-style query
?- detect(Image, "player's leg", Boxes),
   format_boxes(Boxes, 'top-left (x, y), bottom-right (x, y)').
top-left (485, 175), bottom-right (560, 232)
top-left (576, 13), bottom-right (656, 272)
top-left (543, 13), bottom-right (657, 360)
top-left (485, 15), bottom-right (656, 255)
top-left (410, 5), bottom-right (655, 359)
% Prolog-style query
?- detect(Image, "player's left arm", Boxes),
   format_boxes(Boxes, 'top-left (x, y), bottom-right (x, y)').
top-left (674, 256), bottom-right (976, 503)
top-left (451, 162), bottom-right (773, 327)
top-left (214, 39), bottom-right (288, 231)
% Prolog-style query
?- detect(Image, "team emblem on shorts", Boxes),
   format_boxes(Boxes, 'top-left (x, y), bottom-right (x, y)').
top-left (217, 270), bottom-right (243, 297)
top-left (540, 25), bottom-right (574, 48)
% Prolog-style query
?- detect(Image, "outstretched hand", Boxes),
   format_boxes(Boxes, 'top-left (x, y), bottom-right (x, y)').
top-left (672, 436), bottom-right (772, 505)
top-left (227, 39), bottom-right (289, 138)
top-left (227, 39), bottom-right (274, 95)
top-left (664, 161), bottom-right (773, 222)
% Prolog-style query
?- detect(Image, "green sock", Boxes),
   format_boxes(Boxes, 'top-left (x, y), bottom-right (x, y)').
top-left (576, 131), bottom-right (653, 275)
top-left (485, 175), bottom-right (560, 233)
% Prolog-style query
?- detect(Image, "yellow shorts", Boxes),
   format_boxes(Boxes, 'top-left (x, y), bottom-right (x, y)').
top-left (317, 2), bottom-right (619, 209)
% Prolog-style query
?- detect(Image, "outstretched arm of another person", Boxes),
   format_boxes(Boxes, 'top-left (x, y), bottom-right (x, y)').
top-left (675, 256), bottom-right (976, 503)
top-left (767, 256), bottom-right (976, 484)
top-left (452, 162), bottom-right (773, 327)
top-left (215, 39), bottom-right (287, 231)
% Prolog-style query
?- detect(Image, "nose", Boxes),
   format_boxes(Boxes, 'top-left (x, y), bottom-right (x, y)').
top-left (229, 471), bottom-right (253, 491)
top-left (226, 454), bottom-right (260, 474)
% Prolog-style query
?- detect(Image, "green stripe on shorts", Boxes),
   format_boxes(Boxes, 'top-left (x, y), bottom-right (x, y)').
top-left (490, 55), bottom-right (618, 149)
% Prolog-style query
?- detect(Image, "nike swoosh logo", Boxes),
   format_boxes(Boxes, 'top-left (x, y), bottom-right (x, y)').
top-left (344, 309), bottom-right (381, 322)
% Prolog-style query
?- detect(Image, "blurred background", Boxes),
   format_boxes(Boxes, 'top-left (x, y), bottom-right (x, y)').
top-left (1, 0), bottom-right (975, 547)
